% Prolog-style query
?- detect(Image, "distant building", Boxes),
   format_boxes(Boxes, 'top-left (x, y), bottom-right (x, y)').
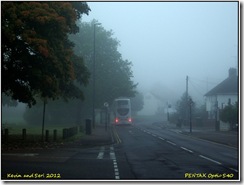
top-left (204, 68), bottom-right (238, 130)
top-left (138, 92), bottom-right (158, 116)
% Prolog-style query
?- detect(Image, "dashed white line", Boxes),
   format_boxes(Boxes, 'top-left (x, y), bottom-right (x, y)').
top-left (110, 146), bottom-right (120, 180)
top-left (2, 153), bottom-right (39, 157)
top-left (136, 127), bottom-right (237, 173)
top-left (110, 152), bottom-right (116, 160)
top-left (167, 141), bottom-right (176, 146)
top-left (229, 168), bottom-right (238, 173)
top-left (180, 146), bottom-right (193, 153)
top-left (158, 136), bottom-right (164, 140)
top-left (158, 137), bottom-right (165, 140)
top-left (97, 146), bottom-right (105, 159)
top-left (199, 155), bottom-right (222, 165)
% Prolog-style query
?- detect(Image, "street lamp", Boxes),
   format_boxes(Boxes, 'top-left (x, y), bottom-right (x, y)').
top-left (92, 22), bottom-right (101, 129)
top-left (167, 102), bottom-right (171, 122)
top-left (189, 98), bottom-right (193, 133)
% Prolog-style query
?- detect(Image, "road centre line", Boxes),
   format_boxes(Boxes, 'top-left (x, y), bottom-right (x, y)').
top-left (180, 146), bottom-right (193, 153)
top-left (158, 137), bottom-right (165, 140)
top-left (112, 126), bottom-right (121, 144)
top-left (136, 126), bottom-right (236, 172)
top-left (229, 167), bottom-right (238, 173)
top-left (166, 141), bottom-right (176, 146)
top-left (199, 155), bottom-right (222, 165)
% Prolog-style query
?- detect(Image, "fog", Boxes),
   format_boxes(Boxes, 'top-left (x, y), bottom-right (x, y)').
top-left (2, 2), bottom-right (238, 123)
top-left (82, 2), bottom-right (238, 110)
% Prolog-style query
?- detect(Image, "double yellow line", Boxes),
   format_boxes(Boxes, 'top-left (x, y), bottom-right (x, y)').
top-left (111, 126), bottom-right (121, 144)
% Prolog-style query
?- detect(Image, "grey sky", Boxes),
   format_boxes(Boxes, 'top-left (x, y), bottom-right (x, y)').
top-left (82, 2), bottom-right (238, 105)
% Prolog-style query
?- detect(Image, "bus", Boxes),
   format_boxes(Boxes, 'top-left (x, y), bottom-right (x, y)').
top-left (112, 98), bottom-right (132, 125)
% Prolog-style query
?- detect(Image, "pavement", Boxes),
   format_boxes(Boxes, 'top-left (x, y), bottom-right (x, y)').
top-left (160, 122), bottom-right (239, 148)
top-left (67, 124), bottom-right (113, 148)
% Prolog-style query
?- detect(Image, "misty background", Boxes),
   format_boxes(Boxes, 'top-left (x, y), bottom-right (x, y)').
top-left (2, 2), bottom-right (238, 123)
top-left (82, 2), bottom-right (238, 114)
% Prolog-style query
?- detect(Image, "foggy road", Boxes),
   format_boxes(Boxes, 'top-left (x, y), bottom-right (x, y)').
top-left (2, 1), bottom-right (240, 182)
top-left (2, 122), bottom-right (239, 181)
top-left (113, 122), bottom-right (239, 180)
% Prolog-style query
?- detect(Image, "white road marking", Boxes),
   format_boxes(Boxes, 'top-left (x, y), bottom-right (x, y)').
top-left (199, 155), bottom-right (222, 165)
top-left (2, 153), bottom-right (39, 157)
top-left (110, 146), bottom-right (120, 180)
top-left (110, 152), bottom-right (116, 160)
top-left (180, 147), bottom-right (193, 153)
top-left (229, 168), bottom-right (238, 172)
top-left (158, 137), bottom-right (165, 140)
top-left (167, 141), bottom-right (176, 146)
top-left (97, 146), bottom-right (105, 159)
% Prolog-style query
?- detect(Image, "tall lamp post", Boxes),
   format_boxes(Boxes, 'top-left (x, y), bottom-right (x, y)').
top-left (92, 22), bottom-right (101, 129)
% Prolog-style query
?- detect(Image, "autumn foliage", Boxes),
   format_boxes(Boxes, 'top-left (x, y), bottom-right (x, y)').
top-left (2, 2), bottom-right (90, 106)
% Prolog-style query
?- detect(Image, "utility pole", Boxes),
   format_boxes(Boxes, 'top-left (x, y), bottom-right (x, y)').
top-left (92, 24), bottom-right (96, 129)
top-left (186, 76), bottom-right (188, 127)
top-left (186, 76), bottom-right (188, 98)
top-left (42, 98), bottom-right (47, 143)
top-left (92, 22), bottom-right (101, 129)
top-left (189, 98), bottom-right (193, 133)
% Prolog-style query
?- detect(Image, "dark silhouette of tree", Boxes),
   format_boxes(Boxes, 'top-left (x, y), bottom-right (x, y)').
top-left (220, 102), bottom-right (238, 130)
top-left (24, 20), bottom-right (138, 125)
top-left (2, 2), bottom-right (90, 107)
top-left (131, 92), bottom-right (144, 114)
top-left (70, 20), bottom-right (138, 108)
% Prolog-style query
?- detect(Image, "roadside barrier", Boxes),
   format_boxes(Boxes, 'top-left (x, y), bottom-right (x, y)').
top-left (2, 125), bottom-right (80, 145)
top-left (62, 126), bottom-right (78, 139)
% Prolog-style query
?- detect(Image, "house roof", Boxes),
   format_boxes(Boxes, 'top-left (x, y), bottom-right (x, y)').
top-left (205, 75), bottom-right (238, 96)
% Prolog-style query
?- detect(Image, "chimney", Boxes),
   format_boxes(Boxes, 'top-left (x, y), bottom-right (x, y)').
top-left (228, 68), bottom-right (236, 77)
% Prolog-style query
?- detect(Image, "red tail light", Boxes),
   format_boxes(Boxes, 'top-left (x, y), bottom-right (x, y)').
top-left (115, 118), bottom-right (119, 123)
top-left (128, 118), bottom-right (132, 122)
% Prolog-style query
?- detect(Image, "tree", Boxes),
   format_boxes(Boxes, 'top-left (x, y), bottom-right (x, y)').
top-left (131, 92), bottom-right (144, 115)
top-left (24, 20), bottom-right (138, 125)
top-left (2, 2), bottom-right (90, 107)
top-left (175, 92), bottom-right (196, 121)
top-left (70, 20), bottom-right (138, 107)
top-left (220, 102), bottom-right (238, 130)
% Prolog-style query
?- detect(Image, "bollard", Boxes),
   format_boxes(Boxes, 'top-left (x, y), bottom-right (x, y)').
top-left (45, 130), bottom-right (49, 142)
top-left (85, 119), bottom-right (92, 135)
top-left (22, 129), bottom-right (26, 141)
top-left (53, 129), bottom-right (57, 142)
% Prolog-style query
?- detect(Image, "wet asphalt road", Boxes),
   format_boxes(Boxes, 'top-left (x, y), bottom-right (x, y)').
top-left (1, 122), bottom-right (239, 181)
top-left (114, 123), bottom-right (238, 180)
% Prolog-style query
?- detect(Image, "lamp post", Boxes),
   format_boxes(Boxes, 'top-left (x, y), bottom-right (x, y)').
top-left (167, 102), bottom-right (171, 122)
top-left (92, 22), bottom-right (101, 129)
top-left (189, 98), bottom-right (193, 133)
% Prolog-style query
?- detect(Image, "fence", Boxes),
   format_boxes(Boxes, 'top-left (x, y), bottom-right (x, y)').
top-left (62, 126), bottom-right (79, 140)
top-left (2, 125), bottom-right (83, 145)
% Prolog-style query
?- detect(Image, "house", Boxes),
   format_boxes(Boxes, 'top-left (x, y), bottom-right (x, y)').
top-left (204, 68), bottom-right (238, 130)
top-left (138, 92), bottom-right (159, 116)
